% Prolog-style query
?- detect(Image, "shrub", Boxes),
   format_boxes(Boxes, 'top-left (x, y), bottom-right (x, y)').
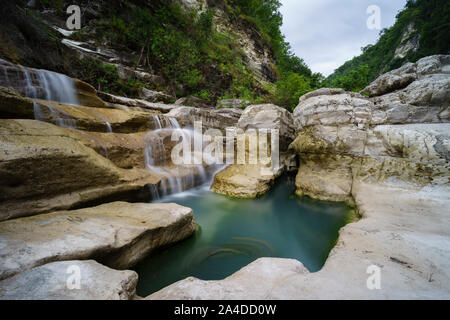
top-left (275, 73), bottom-right (312, 110)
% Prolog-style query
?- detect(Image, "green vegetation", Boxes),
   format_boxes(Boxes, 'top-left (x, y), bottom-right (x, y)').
top-left (72, 58), bottom-right (145, 96)
top-left (67, 0), bottom-right (322, 109)
top-left (326, 0), bottom-right (450, 92)
top-left (274, 73), bottom-right (312, 110)
top-left (81, 0), bottom-right (268, 103)
top-left (230, 0), bottom-right (322, 109)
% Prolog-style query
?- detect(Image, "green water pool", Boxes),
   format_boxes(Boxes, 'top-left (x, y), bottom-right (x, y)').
top-left (135, 175), bottom-right (353, 296)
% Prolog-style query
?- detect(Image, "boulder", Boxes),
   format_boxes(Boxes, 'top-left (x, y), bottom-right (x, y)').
top-left (175, 96), bottom-right (212, 109)
top-left (298, 88), bottom-right (346, 103)
top-left (140, 88), bottom-right (174, 104)
top-left (238, 104), bottom-right (296, 151)
top-left (290, 123), bottom-right (449, 201)
top-left (0, 120), bottom-right (160, 221)
top-left (211, 104), bottom-right (297, 198)
top-left (293, 90), bottom-right (374, 129)
top-left (211, 164), bottom-right (275, 199)
top-left (0, 260), bottom-right (138, 300)
top-left (398, 74), bottom-right (450, 107)
top-left (211, 132), bottom-right (294, 198)
top-left (291, 55), bottom-right (450, 201)
top-left (167, 106), bottom-right (242, 132)
top-left (362, 55), bottom-right (450, 97)
top-left (73, 78), bottom-right (108, 108)
top-left (148, 258), bottom-right (309, 300)
top-left (216, 99), bottom-right (250, 109)
top-left (362, 63), bottom-right (417, 97)
top-left (0, 201), bottom-right (196, 281)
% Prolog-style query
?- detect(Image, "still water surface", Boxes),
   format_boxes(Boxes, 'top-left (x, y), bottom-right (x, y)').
top-left (135, 176), bottom-right (352, 296)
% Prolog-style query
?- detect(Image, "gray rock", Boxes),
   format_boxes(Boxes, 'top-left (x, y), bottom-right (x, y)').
top-left (362, 55), bottom-right (450, 98)
top-left (217, 99), bottom-right (250, 109)
top-left (140, 88), bottom-right (174, 104)
top-left (400, 74), bottom-right (450, 107)
top-left (394, 22), bottom-right (419, 59)
top-left (299, 88), bottom-right (346, 103)
top-left (238, 104), bottom-right (296, 151)
top-left (175, 96), bottom-right (212, 109)
top-left (0, 201), bottom-right (196, 281)
top-left (167, 106), bottom-right (241, 132)
top-left (98, 91), bottom-right (138, 107)
top-left (134, 101), bottom-right (181, 113)
top-left (293, 91), bottom-right (374, 129)
top-left (0, 260), bottom-right (138, 300)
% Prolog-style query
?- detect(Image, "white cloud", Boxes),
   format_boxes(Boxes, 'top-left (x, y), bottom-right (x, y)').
top-left (279, 0), bottom-right (407, 76)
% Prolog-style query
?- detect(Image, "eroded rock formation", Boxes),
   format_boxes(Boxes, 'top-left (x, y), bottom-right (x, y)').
top-left (148, 56), bottom-right (450, 300)
top-left (0, 202), bottom-right (195, 281)
top-left (211, 104), bottom-right (298, 198)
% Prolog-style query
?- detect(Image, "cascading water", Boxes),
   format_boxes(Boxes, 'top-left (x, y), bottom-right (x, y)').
top-left (33, 101), bottom-right (77, 129)
top-left (145, 115), bottom-right (224, 199)
top-left (0, 58), bottom-right (79, 105)
top-left (1, 58), bottom-right (220, 199)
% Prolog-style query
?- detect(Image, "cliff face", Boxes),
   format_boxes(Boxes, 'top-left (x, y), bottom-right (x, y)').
top-left (0, 0), bottom-right (278, 105)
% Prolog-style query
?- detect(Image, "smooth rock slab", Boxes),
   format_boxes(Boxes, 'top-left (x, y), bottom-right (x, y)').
top-left (0, 86), bottom-right (34, 119)
top-left (33, 99), bottom-right (160, 133)
top-left (0, 260), bottom-right (138, 300)
top-left (0, 120), bottom-right (159, 221)
top-left (0, 202), bottom-right (196, 281)
top-left (211, 164), bottom-right (275, 199)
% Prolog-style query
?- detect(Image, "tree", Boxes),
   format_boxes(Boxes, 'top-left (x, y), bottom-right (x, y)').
top-left (275, 73), bottom-right (312, 110)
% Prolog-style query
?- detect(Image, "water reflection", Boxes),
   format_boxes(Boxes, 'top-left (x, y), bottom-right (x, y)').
top-left (135, 176), bottom-right (352, 296)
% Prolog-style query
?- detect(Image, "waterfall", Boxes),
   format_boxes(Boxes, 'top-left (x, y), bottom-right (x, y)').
top-left (1, 59), bottom-right (223, 200)
top-left (144, 116), bottom-right (223, 200)
top-left (106, 122), bottom-right (113, 133)
top-left (33, 101), bottom-right (77, 129)
top-left (0, 58), bottom-right (79, 105)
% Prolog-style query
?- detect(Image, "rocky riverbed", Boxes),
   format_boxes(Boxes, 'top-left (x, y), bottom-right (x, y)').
top-left (148, 55), bottom-right (450, 300)
top-left (0, 54), bottom-right (449, 300)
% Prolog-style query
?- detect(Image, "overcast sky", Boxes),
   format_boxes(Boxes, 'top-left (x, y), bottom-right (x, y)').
top-left (279, 0), bottom-right (408, 76)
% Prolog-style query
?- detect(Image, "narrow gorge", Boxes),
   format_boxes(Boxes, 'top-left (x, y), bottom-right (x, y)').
top-left (0, 0), bottom-right (449, 301)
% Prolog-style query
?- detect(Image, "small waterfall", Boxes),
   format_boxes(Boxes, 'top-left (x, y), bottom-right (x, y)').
top-left (0, 58), bottom-right (79, 105)
top-left (105, 122), bottom-right (113, 133)
top-left (148, 185), bottom-right (160, 200)
top-left (153, 115), bottom-right (163, 130)
top-left (145, 116), bottom-right (223, 200)
top-left (33, 101), bottom-right (77, 129)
